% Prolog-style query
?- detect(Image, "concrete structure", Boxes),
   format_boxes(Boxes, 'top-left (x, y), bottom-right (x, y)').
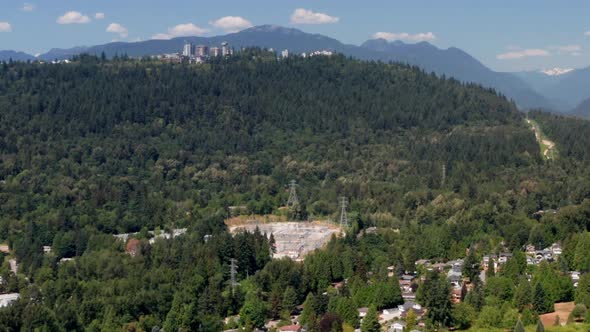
top-left (228, 222), bottom-right (340, 261)
top-left (114, 228), bottom-right (187, 244)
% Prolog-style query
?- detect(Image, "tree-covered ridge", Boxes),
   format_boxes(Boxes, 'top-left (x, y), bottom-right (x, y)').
top-left (3, 51), bottom-right (590, 331)
top-left (0, 51), bottom-right (539, 240)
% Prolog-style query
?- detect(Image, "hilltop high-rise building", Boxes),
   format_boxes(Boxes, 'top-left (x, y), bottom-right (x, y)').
top-left (182, 42), bottom-right (193, 57)
top-left (210, 47), bottom-right (221, 57)
top-left (221, 42), bottom-right (231, 56)
top-left (195, 45), bottom-right (208, 57)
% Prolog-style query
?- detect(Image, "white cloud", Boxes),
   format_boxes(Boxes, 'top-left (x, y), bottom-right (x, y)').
top-left (22, 3), bottom-right (35, 12)
top-left (549, 44), bottom-right (581, 55)
top-left (152, 23), bottom-right (208, 40)
top-left (0, 22), bottom-right (11, 32)
top-left (95, 13), bottom-right (105, 20)
top-left (209, 16), bottom-right (253, 33)
top-left (373, 31), bottom-right (436, 42)
top-left (152, 33), bottom-right (171, 40)
top-left (585, 31), bottom-right (590, 37)
top-left (106, 23), bottom-right (128, 38)
top-left (290, 8), bottom-right (339, 24)
top-left (541, 68), bottom-right (574, 76)
top-left (57, 11), bottom-right (91, 24)
top-left (496, 49), bottom-right (550, 60)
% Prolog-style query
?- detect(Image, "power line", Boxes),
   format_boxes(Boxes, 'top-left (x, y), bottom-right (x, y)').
top-left (230, 258), bottom-right (238, 295)
top-left (287, 180), bottom-right (299, 207)
top-left (339, 196), bottom-right (349, 228)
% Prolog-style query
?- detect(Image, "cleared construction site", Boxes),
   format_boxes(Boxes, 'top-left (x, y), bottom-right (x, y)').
top-left (227, 180), bottom-right (346, 261)
top-left (228, 221), bottom-right (342, 261)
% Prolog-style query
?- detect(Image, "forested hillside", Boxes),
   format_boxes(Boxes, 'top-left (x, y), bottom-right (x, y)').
top-left (530, 111), bottom-right (590, 160)
top-left (1, 51), bottom-right (590, 331)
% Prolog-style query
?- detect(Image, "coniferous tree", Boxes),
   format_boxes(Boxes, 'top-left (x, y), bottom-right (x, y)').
top-left (532, 282), bottom-right (553, 314)
top-left (514, 279), bottom-right (533, 311)
top-left (360, 306), bottom-right (380, 332)
top-left (282, 286), bottom-right (298, 315)
top-left (419, 271), bottom-right (453, 327)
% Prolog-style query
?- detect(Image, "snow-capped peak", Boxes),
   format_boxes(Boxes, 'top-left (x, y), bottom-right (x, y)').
top-left (541, 67), bottom-right (574, 76)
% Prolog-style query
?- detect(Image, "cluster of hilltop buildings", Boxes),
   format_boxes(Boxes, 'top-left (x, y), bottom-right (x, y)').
top-left (156, 41), bottom-right (234, 64)
top-left (156, 41), bottom-right (334, 64)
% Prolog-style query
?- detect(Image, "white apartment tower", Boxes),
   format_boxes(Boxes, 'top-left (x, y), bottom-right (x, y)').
top-left (182, 42), bottom-right (193, 57)
top-left (221, 42), bottom-right (231, 56)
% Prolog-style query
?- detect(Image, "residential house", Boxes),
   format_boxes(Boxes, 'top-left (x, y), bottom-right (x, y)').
top-left (526, 256), bottom-right (535, 265)
top-left (482, 255), bottom-right (497, 271)
top-left (381, 308), bottom-right (401, 323)
top-left (388, 265), bottom-right (396, 278)
top-left (525, 244), bottom-right (536, 255)
top-left (279, 325), bottom-right (301, 332)
top-left (430, 262), bottom-right (447, 272)
top-left (399, 274), bottom-right (416, 293)
top-left (547, 243), bottom-right (562, 256)
top-left (389, 321), bottom-right (406, 332)
top-left (0, 293), bottom-right (19, 308)
top-left (415, 259), bottom-right (430, 267)
top-left (126, 238), bottom-right (141, 257)
top-left (451, 287), bottom-right (463, 304)
top-left (498, 252), bottom-right (513, 265)
top-left (358, 307), bottom-right (369, 319)
top-left (398, 302), bottom-right (424, 318)
top-left (571, 271), bottom-right (581, 288)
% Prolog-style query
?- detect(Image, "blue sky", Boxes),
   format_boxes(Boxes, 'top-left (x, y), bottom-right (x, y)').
top-left (1, 0), bottom-right (589, 72)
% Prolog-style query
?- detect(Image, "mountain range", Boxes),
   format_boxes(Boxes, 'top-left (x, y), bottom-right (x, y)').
top-left (0, 24), bottom-right (588, 113)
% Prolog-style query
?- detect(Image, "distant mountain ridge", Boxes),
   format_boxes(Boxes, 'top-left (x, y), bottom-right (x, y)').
top-left (0, 50), bottom-right (36, 62)
top-left (359, 38), bottom-right (553, 110)
top-left (515, 67), bottom-right (590, 112)
top-left (0, 25), bottom-right (585, 110)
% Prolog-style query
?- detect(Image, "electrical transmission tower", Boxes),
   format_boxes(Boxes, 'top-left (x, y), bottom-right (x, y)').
top-left (441, 164), bottom-right (447, 186)
top-left (339, 197), bottom-right (349, 228)
top-left (287, 180), bottom-right (299, 207)
top-left (230, 258), bottom-right (238, 295)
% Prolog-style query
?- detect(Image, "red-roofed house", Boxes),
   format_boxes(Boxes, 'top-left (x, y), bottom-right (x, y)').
top-left (279, 325), bottom-right (301, 332)
top-left (126, 238), bottom-right (141, 257)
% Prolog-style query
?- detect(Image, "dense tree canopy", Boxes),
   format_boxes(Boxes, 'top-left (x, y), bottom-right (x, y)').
top-left (0, 51), bottom-right (589, 330)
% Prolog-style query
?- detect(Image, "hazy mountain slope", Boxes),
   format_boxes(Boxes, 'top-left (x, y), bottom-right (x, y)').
top-left (573, 98), bottom-right (590, 118)
top-left (0, 50), bottom-right (36, 62)
top-left (546, 67), bottom-right (590, 109)
top-left (361, 39), bottom-right (554, 110)
top-left (515, 68), bottom-right (590, 111)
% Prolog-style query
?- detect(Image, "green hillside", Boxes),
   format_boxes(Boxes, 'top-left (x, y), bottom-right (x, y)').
top-left (1, 51), bottom-right (590, 330)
